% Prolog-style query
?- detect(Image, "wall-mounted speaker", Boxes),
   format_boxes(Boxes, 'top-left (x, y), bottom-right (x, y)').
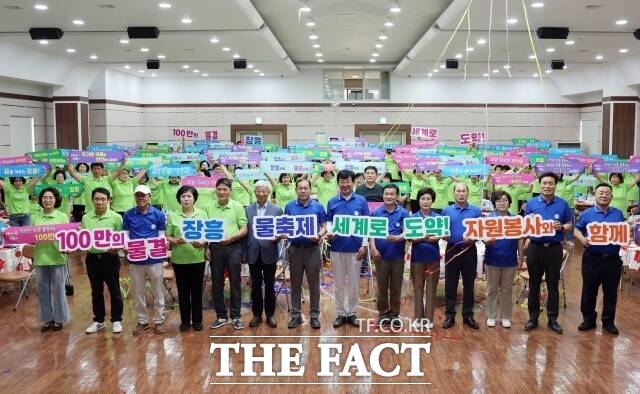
top-left (445, 59), bottom-right (459, 69)
top-left (551, 60), bottom-right (565, 70)
top-left (536, 27), bottom-right (570, 39)
top-left (147, 60), bottom-right (160, 70)
top-left (29, 28), bottom-right (64, 40)
top-left (634, 29), bottom-right (640, 40)
top-left (127, 26), bottom-right (160, 39)
top-left (234, 59), bottom-right (247, 69)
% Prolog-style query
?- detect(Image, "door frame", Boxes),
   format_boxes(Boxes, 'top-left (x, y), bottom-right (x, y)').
top-left (354, 124), bottom-right (411, 144)
top-left (230, 124), bottom-right (288, 146)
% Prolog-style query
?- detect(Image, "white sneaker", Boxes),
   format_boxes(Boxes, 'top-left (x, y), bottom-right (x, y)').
top-left (501, 319), bottom-right (512, 328)
top-left (486, 319), bottom-right (496, 327)
top-left (86, 321), bottom-right (107, 334)
top-left (112, 321), bottom-right (123, 333)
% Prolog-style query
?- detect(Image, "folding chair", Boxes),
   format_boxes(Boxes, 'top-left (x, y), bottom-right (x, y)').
top-left (516, 248), bottom-right (569, 309)
top-left (274, 240), bottom-right (291, 312)
top-left (0, 244), bottom-right (36, 311)
top-left (161, 261), bottom-right (177, 303)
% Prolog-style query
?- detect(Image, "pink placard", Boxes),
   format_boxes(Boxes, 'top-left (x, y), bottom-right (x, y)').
top-left (0, 156), bottom-right (31, 165)
top-left (367, 202), bottom-right (384, 212)
top-left (459, 132), bottom-right (486, 145)
top-left (491, 173), bottom-right (536, 185)
top-left (564, 154), bottom-right (603, 165)
top-left (410, 127), bottom-right (438, 141)
top-left (180, 174), bottom-right (226, 188)
top-left (2, 223), bottom-right (80, 245)
top-left (485, 155), bottom-right (529, 166)
top-left (504, 147), bottom-right (547, 156)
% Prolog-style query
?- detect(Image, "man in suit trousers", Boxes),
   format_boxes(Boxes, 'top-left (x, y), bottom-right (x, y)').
top-left (245, 180), bottom-right (283, 328)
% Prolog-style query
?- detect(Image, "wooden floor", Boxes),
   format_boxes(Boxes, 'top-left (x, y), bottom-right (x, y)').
top-left (1, 244), bottom-right (640, 393)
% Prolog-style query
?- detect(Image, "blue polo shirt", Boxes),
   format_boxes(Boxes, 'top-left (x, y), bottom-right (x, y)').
top-left (484, 212), bottom-right (519, 267)
top-left (411, 210), bottom-right (441, 263)
top-left (442, 202), bottom-right (482, 245)
top-left (372, 204), bottom-right (409, 261)
top-left (123, 205), bottom-right (167, 265)
top-left (284, 198), bottom-right (327, 246)
top-left (576, 205), bottom-right (625, 255)
top-left (327, 192), bottom-right (370, 253)
top-left (524, 195), bottom-right (573, 244)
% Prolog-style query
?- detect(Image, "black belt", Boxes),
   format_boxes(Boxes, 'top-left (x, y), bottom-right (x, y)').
top-left (585, 251), bottom-right (619, 259)
top-left (530, 240), bottom-right (561, 248)
top-left (88, 252), bottom-right (116, 259)
top-left (290, 242), bottom-right (319, 249)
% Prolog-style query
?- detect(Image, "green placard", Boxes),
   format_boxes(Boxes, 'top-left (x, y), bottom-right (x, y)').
top-left (34, 182), bottom-right (83, 197)
top-left (437, 146), bottom-right (470, 156)
top-left (262, 144), bottom-right (279, 152)
top-left (528, 154), bottom-right (548, 164)
top-left (391, 181), bottom-right (410, 195)
top-left (29, 149), bottom-right (66, 162)
top-left (512, 138), bottom-right (538, 146)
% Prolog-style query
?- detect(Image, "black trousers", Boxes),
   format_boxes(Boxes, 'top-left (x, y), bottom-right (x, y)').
top-left (527, 242), bottom-right (562, 321)
top-left (210, 242), bottom-right (242, 319)
top-left (249, 255), bottom-right (277, 318)
top-left (85, 252), bottom-right (123, 323)
top-left (580, 252), bottom-right (622, 324)
top-left (72, 204), bottom-right (85, 223)
top-left (444, 245), bottom-right (477, 318)
top-left (173, 262), bottom-right (205, 325)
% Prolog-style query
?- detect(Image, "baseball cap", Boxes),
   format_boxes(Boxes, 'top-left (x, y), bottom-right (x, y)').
top-left (134, 185), bottom-right (151, 195)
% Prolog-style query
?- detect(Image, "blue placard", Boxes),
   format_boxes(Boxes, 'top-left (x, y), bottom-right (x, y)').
top-left (0, 164), bottom-right (48, 177)
top-left (549, 147), bottom-right (582, 157)
top-left (147, 164), bottom-right (196, 177)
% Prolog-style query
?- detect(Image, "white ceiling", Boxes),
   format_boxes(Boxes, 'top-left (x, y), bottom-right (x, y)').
top-left (0, 0), bottom-right (638, 78)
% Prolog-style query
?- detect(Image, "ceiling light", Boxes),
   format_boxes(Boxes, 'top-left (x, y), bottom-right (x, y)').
top-left (378, 33), bottom-right (388, 40)
top-left (72, 19), bottom-right (84, 25)
top-left (616, 19), bottom-right (628, 25)
top-left (492, 69), bottom-right (499, 73)
top-left (351, 74), bottom-right (359, 78)
top-left (120, 39), bottom-right (129, 44)
top-left (531, 2), bottom-right (544, 7)
top-left (202, 73), bottom-right (208, 76)
top-left (233, 53), bottom-right (240, 59)
top-left (390, 3), bottom-right (401, 13)
top-left (299, 2), bottom-right (311, 13)
top-left (151, 73), bottom-right (157, 77)
top-left (222, 47), bottom-right (231, 52)
top-left (38, 40), bottom-right (48, 45)
top-left (384, 19), bottom-right (394, 28)
top-left (313, 43), bottom-right (320, 48)
top-left (315, 52), bottom-right (323, 57)
top-left (427, 73), bottom-right (433, 77)
top-left (595, 54), bottom-right (604, 60)
top-left (563, 65), bottom-right (568, 69)
top-left (619, 48), bottom-right (628, 53)
top-left (546, 47), bottom-right (555, 52)
top-left (306, 19), bottom-right (315, 27)
top-left (248, 64), bottom-right (254, 69)
top-left (193, 69), bottom-right (199, 73)
top-left (138, 70), bottom-right (145, 73)
top-left (565, 40), bottom-right (575, 45)
top-left (157, 54), bottom-right (165, 59)
top-left (210, 37), bottom-right (219, 44)
top-left (503, 64), bottom-right (510, 69)
top-left (254, 69), bottom-right (260, 73)
top-left (529, 54), bottom-right (536, 59)
top-left (66, 48), bottom-right (76, 53)
top-left (140, 48), bottom-right (149, 52)
top-left (317, 59), bottom-right (324, 63)
top-left (34, 4), bottom-right (48, 10)
top-left (533, 73), bottom-right (539, 77)
top-left (369, 58), bottom-right (377, 63)
top-left (372, 52), bottom-right (379, 57)
top-left (181, 17), bottom-right (192, 24)
top-left (455, 53), bottom-right (463, 59)
top-left (158, 2), bottom-right (171, 9)
top-left (182, 64), bottom-right (189, 69)
top-left (124, 65), bottom-right (131, 69)
top-left (432, 69), bottom-right (439, 73)
top-left (89, 54), bottom-right (98, 60)
top-left (466, 47), bottom-right (474, 52)
top-left (309, 34), bottom-right (318, 40)
top-left (507, 18), bottom-right (518, 24)
top-left (259, 73), bottom-right (264, 76)
top-left (375, 43), bottom-right (383, 48)
top-left (477, 38), bottom-right (486, 45)
top-left (439, 64), bottom-right (445, 69)
top-left (545, 69), bottom-right (552, 74)
top-left (483, 73), bottom-right (489, 77)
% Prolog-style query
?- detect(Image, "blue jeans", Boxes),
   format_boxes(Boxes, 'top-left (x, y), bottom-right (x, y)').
top-left (36, 265), bottom-right (70, 324)
top-left (8, 213), bottom-right (31, 227)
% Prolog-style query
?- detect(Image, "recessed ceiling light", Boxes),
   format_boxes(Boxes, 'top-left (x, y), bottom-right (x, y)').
top-left (34, 4), bottom-right (48, 10)
top-left (38, 40), bottom-right (48, 45)
top-left (254, 69), bottom-right (260, 73)
top-left (565, 40), bottom-right (575, 45)
top-left (563, 65), bottom-right (568, 69)
top-left (378, 33), bottom-right (388, 40)
top-left (181, 17), bottom-right (192, 24)
top-left (529, 54), bottom-right (536, 59)
top-left (210, 37), bottom-right (219, 44)
top-left (124, 64), bottom-right (131, 69)
top-left (619, 48), bottom-right (628, 53)
top-left (140, 47), bottom-right (149, 52)
top-left (120, 39), bottom-right (129, 44)
top-left (439, 64), bottom-right (446, 69)
top-left (309, 34), bottom-right (318, 40)
top-left (202, 73), bottom-right (208, 76)
top-left (158, 2), bottom-right (171, 9)
top-left (455, 53), bottom-right (463, 59)
top-left (182, 64), bottom-right (189, 69)
top-left (531, 2), bottom-right (544, 7)
top-left (372, 53), bottom-right (379, 57)
top-left (477, 38), bottom-right (486, 45)
top-left (503, 64), bottom-right (510, 69)
top-left (89, 54), bottom-right (98, 60)
top-left (66, 48), bottom-right (76, 53)
top-left (299, 3), bottom-right (311, 13)
top-left (72, 19), bottom-right (84, 25)
top-left (369, 58), bottom-right (377, 63)
top-left (306, 19), bottom-right (315, 27)
top-left (595, 54), bottom-right (604, 60)
top-left (616, 19), bottom-right (628, 25)
top-left (313, 43), bottom-right (320, 48)
top-left (466, 47), bottom-right (474, 52)
top-left (351, 74), bottom-right (359, 78)
top-left (138, 70), bottom-right (145, 73)
top-left (533, 73), bottom-right (539, 77)
top-left (492, 69), bottom-right (499, 73)
top-left (483, 73), bottom-right (489, 77)
top-left (157, 54), bottom-right (165, 59)
top-left (384, 19), bottom-right (394, 27)
top-left (545, 69), bottom-right (552, 74)
top-left (390, 3), bottom-right (401, 13)
top-left (375, 43), bottom-right (383, 48)
top-left (233, 53), bottom-right (240, 59)
top-left (317, 59), bottom-right (324, 63)
top-left (222, 47), bottom-right (231, 51)
top-left (315, 52), bottom-right (323, 57)
top-left (428, 73), bottom-right (433, 77)
top-left (507, 18), bottom-right (518, 24)
top-left (546, 47), bottom-right (555, 52)
top-left (193, 69), bottom-right (199, 73)
top-left (248, 64), bottom-right (254, 69)
top-left (151, 73), bottom-right (157, 77)
top-left (432, 69), bottom-right (439, 73)
top-left (259, 73), bottom-right (264, 76)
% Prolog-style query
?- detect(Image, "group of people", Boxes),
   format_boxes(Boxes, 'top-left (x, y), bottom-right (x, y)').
top-left (2, 151), bottom-right (631, 337)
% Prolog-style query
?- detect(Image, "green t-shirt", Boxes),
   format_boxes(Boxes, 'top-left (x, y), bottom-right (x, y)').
top-left (166, 208), bottom-right (207, 264)
top-left (148, 181), bottom-right (162, 206)
top-left (275, 183), bottom-right (296, 209)
top-left (205, 198), bottom-right (248, 237)
top-left (403, 172), bottom-right (428, 200)
top-left (428, 177), bottom-right (452, 210)
top-left (80, 176), bottom-right (112, 208)
top-left (611, 182), bottom-right (631, 217)
top-left (313, 178), bottom-right (337, 209)
top-left (503, 185), bottom-right (525, 215)
top-left (32, 209), bottom-right (69, 266)
top-left (80, 209), bottom-right (123, 254)
top-left (157, 180), bottom-right (181, 213)
top-left (464, 178), bottom-right (484, 208)
top-left (385, 155), bottom-right (400, 180)
top-left (231, 180), bottom-right (253, 207)
top-left (195, 187), bottom-right (216, 211)
top-left (556, 180), bottom-right (576, 208)
top-left (109, 178), bottom-right (137, 213)
top-left (4, 180), bottom-right (30, 215)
